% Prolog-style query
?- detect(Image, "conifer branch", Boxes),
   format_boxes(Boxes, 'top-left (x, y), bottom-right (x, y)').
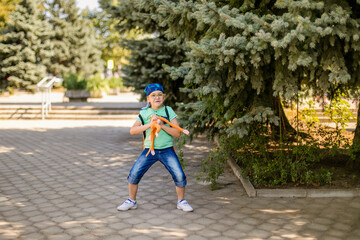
top-left (160, 0), bottom-right (175, 13)
top-left (252, 16), bottom-right (270, 29)
top-left (201, 0), bottom-right (218, 14)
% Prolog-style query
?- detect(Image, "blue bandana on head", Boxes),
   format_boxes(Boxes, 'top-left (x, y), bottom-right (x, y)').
top-left (141, 83), bottom-right (165, 109)
top-left (144, 83), bottom-right (164, 96)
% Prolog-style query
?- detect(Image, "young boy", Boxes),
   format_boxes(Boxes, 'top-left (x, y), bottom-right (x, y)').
top-left (117, 83), bottom-right (193, 212)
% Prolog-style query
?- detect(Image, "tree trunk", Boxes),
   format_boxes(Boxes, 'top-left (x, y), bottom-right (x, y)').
top-left (350, 101), bottom-right (360, 168)
top-left (271, 95), bottom-right (297, 138)
top-left (353, 101), bottom-right (360, 144)
top-left (257, 77), bottom-right (297, 139)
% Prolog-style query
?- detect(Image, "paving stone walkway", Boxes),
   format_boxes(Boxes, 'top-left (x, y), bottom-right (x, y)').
top-left (0, 120), bottom-right (360, 240)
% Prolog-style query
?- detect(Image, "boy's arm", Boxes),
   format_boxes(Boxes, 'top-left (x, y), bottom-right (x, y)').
top-left (157, 116), bottom-right (190, 135)
top-left (130, 120), bottom-right (151, 135)
top-left (159, 117), bottom-right (182, 137)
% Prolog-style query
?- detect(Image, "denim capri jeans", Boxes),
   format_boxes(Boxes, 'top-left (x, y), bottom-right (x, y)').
top-left (127, 147), bottom-right (187, 187)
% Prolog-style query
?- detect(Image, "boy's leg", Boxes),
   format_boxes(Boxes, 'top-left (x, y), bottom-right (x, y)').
top-left (127, 149), bottom-right (157, 186)
top-left (129, 183), bottom-right (138, 200)
top-left (176, 185), bottom-right (193, 212)
top-left (158, 148), bottom-right (187, 189)
top-left (118, 150), bottom-right (157, 211)
top-left (158, 148), bottom-right (193, 211)
top-left (176, 186), bottom-right (185, 201)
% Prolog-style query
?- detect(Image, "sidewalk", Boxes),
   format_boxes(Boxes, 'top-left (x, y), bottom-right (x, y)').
top-left (0, 91), bottom-right (142, 104)
top-left (0, 120), bottom-right (360, 240)
top-left (0, 92), bottom-right (360, 239)
top-left (0, 91), bottom-right (145, 109)
top-left (0, 91), bottom-right (145, 120)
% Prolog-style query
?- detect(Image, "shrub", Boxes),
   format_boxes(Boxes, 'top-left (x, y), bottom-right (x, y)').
top-left (107, 77), bottom-right (124, 90)
top-left (197, 112), bottom-right (351, 188)
top-left (224, 128), bottom-right (333, 187)
top-left (86, 74), bottom-right (110, 97)
top-left (63, 74), bottom-right (87, 90)
top-left (324, 94), bottom-right (354, 131)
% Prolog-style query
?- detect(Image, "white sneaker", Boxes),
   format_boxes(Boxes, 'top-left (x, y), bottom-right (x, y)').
top-left (117, 199), bottom-right (137, 211)
top-left (177, 199), bottom-right (193, 212)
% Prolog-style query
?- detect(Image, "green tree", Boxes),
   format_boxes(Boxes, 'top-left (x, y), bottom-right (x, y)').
top-left (100, 0), bottom-right (189, 107)
top-left (86, 8), bottom-right (134, 74)
top-left (121, 37), bottom-right (188, 107)
top-left (161, 0), bottom-right (360, 164)
top-left (44, 0), bottom-right (103, 77)
top-left (0, 0), bottom-right (53, 91)
top-left (0, 0), bottom-right (19, 30)
top-left (108, 0), bottom-right (360, 167)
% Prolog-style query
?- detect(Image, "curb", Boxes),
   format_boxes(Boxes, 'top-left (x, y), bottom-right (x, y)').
top-left (228, 157), bottom-right (360, 198)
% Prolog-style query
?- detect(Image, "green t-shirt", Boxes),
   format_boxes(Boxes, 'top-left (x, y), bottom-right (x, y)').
top-left (137, 106), bottom-right (178, 149)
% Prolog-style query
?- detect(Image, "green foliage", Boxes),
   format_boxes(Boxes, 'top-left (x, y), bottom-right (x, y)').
top-left (324, 94), bottom-right (354, 131)
top-left (43, 0), bottom-right (104, 76)
top-left (0, 0), bottom-right (104, 92)
top-left (120, 38), bottom-right (189, 109)
top-left (298, 100), bottom-right (319, 128)
top-left (175, 134), bottom-right (187, 169)
top-left (154, 0), bottom-right (360, 141)
top-left (86, 8), bottom-right (140, 73)
top-left (63, 72), bottom-right (124, 99)
top-left (63, 74), bottom-right (87, 90)
top-left (318, 124), bottom-right (351, 157)
top-left (101, 0), bottom-right (192, 110)
top-left (86, 74), bottom-right (110, 96)
top-left (99, 0), bottom-right (161, 35)
top-left (107, 76), bottom-right (124, 89)
top-left (106, 0), bottom-right (360, 144)
top-left (197, 142), bottom-right (228, 190)
top-left (218, 128), bottom-right (334, 187)
top-left (349, 141), bottom-right (360, 168)
top-left (6, 86), bottom-right (14, 95)
top-left (200, 98), bottom-right (355, 188)
top-left (0, 0), bottom-right (52, 92)
top-left (297, 96), bottom-right (352, 152)
top-left (0, 0), bottom-right (19, 29)
top-left (106, 0), bottom-right (360, 186)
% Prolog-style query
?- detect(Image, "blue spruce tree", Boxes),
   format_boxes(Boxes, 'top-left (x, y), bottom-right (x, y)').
top-left (100, 0), bottom-right (189, 108)
top-left (108, 0), bottom-right (360, 170)
top-left (44, 0), bottom-right (103, 76)
top-left (0, 0), bottom-right (53, 91)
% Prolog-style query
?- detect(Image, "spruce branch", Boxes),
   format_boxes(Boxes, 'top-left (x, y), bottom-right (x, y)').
top-left (251, 15), bottom-right (271, 29)
top-left (200, 0), bottom-right (218, 15)
top-left (160, 0), bottom-right (175, 13)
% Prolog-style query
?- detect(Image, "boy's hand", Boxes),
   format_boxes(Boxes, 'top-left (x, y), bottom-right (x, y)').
top-left (157, 119), bottom-right (164, 125)
top-left (182, 129), bottom-right (190, 135)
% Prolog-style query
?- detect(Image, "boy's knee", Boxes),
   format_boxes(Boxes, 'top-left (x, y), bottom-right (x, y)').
top-left (127, 174), bottom-right (141, 185)
top-left (173, 172), bottom-right (187, 187)
top-left (175, 178), bottom-right (187, 188)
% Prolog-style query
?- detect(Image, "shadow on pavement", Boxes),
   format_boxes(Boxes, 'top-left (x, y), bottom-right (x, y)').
top-left (0, 125), bottom-right (359, 239)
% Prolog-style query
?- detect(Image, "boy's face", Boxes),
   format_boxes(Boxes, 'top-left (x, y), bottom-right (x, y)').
top-left (147, 90), bottom-right (165, 109)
